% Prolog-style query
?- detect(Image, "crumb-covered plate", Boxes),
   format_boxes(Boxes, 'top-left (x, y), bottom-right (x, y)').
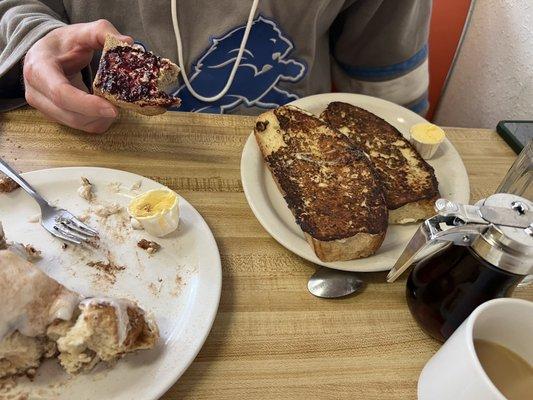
top-left (0, 167), bottom-right (221, 400)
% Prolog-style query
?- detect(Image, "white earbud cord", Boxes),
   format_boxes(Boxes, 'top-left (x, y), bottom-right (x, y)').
top-left (171, 0), bottom-right (259, 102)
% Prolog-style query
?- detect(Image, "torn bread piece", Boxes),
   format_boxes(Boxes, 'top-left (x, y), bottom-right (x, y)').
top-left (56, 297), bottom-right (159, 374)
top-left (0, 249), bottom-right (81, 378)
top-left (0, 248), bottom-right (159, 378)
top-left (93, 34), bottom-right (181, 116)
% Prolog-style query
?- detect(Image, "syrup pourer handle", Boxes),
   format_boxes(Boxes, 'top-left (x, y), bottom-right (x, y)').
top-left (386, 219), bottom-right (437, 283)
top-left (386, 214), bottom-right (488, 283)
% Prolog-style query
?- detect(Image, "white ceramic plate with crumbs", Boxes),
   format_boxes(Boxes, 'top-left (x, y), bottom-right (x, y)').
top-left (0, 167), bottom-right (221, 400)
top-left (241, 93), bottom-right (470, 272)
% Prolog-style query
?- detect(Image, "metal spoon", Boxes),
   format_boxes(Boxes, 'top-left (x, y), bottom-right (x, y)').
top-left (307, 267), bottom-right (365, 298)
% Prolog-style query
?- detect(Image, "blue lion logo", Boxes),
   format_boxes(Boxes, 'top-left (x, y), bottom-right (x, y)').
top-left (171, 15), bottom-right (306, 113)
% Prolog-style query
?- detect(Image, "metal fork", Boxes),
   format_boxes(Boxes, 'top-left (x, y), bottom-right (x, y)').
top-left (0, 159), bottom-right (98, 245)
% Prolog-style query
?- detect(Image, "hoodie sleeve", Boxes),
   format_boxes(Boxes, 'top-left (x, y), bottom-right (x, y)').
top-left (330, 0), bottom-right (431, 115)
top-left (0, 0), bottom-right (67, 110)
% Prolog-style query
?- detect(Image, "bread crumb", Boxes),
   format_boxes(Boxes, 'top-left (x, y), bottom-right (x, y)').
top-left (77, 177), bottom-right (94, 202)
top-left (76, 212), bottom-right (89, 222)
top-left (8, 242), bottom-right (41, 261)
top-left (87, 260), bottom-right (125, 284)
top-left (148, 280), bottom-right (163, 296)
top-left (0, 177), bottom-right (20, 193)
top-left (137, 239), bottom-right (160, 254)
top-left (170, 274), bottom-right (185, 296)
top-left (94, 203), bottom-right (122, 217)
top-left (107, 182), bottom-right (122, 193)
top-left (23, 244), bottom-right (41, 261)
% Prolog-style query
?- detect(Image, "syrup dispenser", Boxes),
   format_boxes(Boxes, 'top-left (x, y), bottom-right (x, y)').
top-left (387, 193), bottom-right (533, 342)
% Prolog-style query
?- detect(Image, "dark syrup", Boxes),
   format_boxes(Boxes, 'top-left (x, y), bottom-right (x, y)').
top-left (406, 245), bottom-right (523, 342)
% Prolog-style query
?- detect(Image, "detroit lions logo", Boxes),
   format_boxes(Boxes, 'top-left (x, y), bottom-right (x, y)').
top-left (171, 15), bottom-right (306, 113)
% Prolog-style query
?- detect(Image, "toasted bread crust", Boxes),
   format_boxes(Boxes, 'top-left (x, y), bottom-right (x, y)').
top-left (254, 106), bottom-right (388, 261)
top-left (93, 34), bottom-right (180, 116)
top-left (304, 231), bottom-right (386, 262)
top-left (101, 34), bottom-right (127, 53)
top-left (92, 87), bottom-right (167, 116)
top-left (321, 102), bottom-right (439, 222)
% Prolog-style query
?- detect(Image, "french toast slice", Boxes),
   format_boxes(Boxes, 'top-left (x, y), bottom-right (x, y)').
top-left (254, 105), bottom-right (388, 262)
top-left (320, 102), bottom-right (439, 224)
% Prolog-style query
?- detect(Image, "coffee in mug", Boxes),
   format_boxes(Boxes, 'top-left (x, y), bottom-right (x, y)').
top-left (474, 339), bottom-right (533, 400)
top-left (418, 298), bottom-right (533, 400)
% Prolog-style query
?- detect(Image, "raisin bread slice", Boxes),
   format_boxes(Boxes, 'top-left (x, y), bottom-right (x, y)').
top-left (93, 35), bottom-right (181, 116)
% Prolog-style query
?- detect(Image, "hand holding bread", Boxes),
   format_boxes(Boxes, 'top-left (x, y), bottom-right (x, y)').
top-left (23, 20), bottom-right (132, 133)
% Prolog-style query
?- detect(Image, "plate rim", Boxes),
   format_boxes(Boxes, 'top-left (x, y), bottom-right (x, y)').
top-left (241, 93), bottom-right (470, 272)
top-left (8, 166), bottom-right (222, 400)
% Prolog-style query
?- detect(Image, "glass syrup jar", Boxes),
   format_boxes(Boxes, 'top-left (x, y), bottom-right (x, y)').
top-left (387, 193), bottom-right (533, 342)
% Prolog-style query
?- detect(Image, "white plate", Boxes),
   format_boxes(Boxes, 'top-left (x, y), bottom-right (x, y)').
top-left (0, 167), bottom-right (221, 400)
top-left (241, 93), bottom-right (470, 272)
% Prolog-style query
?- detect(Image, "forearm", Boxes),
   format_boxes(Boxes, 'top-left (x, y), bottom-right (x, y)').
top-left (0, 0), bottom-right (66, 107)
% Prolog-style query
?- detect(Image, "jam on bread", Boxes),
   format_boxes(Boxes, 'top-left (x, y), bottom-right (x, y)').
top-left (93, 35), bottom-right (181, 116)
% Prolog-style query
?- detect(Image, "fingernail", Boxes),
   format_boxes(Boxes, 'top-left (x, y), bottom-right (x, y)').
top-left (100, 108), bottom-right (117, 117)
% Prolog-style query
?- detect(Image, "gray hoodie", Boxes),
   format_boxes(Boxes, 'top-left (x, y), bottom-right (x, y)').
top-left (0, 0), bottom-right (431, 115)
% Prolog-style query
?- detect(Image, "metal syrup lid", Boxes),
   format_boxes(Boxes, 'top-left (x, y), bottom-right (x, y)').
top-left (471, 193), bottom-right (533, 276)
top-left (387, 193), bottom-right (533, 283)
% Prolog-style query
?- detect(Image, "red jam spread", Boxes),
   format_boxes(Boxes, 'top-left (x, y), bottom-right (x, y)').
top-left (95, 46), bottom-right (179, 107)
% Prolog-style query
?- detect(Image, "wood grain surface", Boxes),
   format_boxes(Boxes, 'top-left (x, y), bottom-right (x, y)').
top-left (1, 108), bottom-right (531, 400)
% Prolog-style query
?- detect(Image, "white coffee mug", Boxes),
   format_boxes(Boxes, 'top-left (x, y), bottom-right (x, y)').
top-left (418, 298), bottom-right (533, 400)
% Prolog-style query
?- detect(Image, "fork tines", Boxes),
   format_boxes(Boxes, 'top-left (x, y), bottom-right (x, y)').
top-left (53, 216), bottom-right (99, 245)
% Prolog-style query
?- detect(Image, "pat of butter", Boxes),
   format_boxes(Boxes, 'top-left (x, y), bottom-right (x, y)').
top-left (128, 189), bottom-right (179, 237)
top-left (409, 123), bottom-right (445, 159)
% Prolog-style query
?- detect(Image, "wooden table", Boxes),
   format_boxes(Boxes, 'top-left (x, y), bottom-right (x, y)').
top-left (1, 108), bottom-right (532, 399)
